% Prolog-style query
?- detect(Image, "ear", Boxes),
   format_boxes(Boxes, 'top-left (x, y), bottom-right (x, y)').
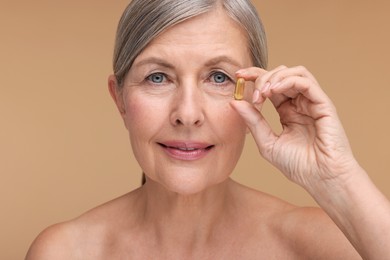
top-left (108, 75), bottom-right (126, 117)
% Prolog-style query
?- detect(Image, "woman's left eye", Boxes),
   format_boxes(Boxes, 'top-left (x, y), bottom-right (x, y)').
top-left (212, 72), bottom-right (227, 83)
top-left (210, 72), bottom-right (231, 84)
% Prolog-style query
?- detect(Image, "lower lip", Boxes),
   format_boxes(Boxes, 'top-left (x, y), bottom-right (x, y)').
top-left (160, 145), bottom-right (212, 161)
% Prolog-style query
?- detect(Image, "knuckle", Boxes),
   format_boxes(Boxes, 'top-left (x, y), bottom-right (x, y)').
top-left (277, 65), bottom-right (288, 70)
top-left (296, 65), bottom-right (308, 73)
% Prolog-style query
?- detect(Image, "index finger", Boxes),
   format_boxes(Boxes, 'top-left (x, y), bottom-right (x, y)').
top-left (235, 67), bottom-right (268, 81)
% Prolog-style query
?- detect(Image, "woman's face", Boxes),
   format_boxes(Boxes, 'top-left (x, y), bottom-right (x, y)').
top-left (111, 8), bottom-right (253, 194)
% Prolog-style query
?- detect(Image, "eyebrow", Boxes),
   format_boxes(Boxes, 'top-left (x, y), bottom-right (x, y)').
top-left (133, 55), bottom-right (241, 69)
top-left (133, 57), bottom-right (175, 69)
top-left (204, 55), bottom-right (242, 68)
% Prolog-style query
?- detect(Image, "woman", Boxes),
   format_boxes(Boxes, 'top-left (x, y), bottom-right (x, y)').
top-left (26, 0), bottom-right (390, 259)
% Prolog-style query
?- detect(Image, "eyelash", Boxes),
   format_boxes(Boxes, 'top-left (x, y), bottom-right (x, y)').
top-left (145, 72), bottom-right (168, 85)
top-left (144, 71), bottom-right (233, 87)
top-left (208, 71), bottom-right (233, 86)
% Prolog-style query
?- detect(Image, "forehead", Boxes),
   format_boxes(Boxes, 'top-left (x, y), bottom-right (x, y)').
top-left (156, 8), bottom-right (246, 44)
top-left (135, 7), bottom-right (251, 65)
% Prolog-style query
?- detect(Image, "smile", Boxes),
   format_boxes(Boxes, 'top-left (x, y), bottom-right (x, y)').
top-left (157, 142), bottom-right (214, 161)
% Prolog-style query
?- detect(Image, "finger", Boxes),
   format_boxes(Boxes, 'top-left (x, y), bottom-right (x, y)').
top-left (230, 100), bottom-right (278, 160)
top-left (252, 65), bottom-right (288, 106)
top-left (263, 76), bottom-right (307, 109)
top-left (262, 66), bottom-right (319, 97)
top-left (259, 66), bottom-right (330, 110)
top-left (267, 77), bottom-right (336, 120)
top-left (235, 67), bottom-right (268, 103)
top-left (236, 65), bottom-right (286, 84)
top-left (266, 65), bottom-right (318, 85)
top-left (249, 65), bottom-right (288, 104)
top-left (235, 67), bottom-right (267, 81)
top-left (268, 76), bottom-right (329, 106)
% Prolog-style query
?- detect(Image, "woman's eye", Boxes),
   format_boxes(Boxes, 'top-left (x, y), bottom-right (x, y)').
top-left (211, 72), bottom-right (230, 84)
top-left (146, 73), bottom-right (166, 84)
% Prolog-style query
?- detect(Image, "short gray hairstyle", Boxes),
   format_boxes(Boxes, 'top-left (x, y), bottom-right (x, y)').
top-left (113, 0), bottom-right (268, 88)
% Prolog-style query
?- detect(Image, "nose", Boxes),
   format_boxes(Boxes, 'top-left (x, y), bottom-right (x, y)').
top-left (170, 80), bottom-right (205, 127)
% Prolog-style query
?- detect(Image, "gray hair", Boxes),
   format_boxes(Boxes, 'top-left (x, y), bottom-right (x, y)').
top-left (113, 0), bottom-right (268, 88)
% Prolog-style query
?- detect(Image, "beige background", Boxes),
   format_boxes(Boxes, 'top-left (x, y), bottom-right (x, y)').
top-left (1, 1), bottom-right (389, 259)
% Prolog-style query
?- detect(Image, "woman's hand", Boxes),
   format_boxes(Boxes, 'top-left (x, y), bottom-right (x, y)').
top-left (231, 65), bottom-right (390, 259)
top-left (230, 65), bottom-right (360, 191)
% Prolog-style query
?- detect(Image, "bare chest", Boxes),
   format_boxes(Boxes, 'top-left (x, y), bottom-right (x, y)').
top-left (93, 232), bottom-right (299, 260)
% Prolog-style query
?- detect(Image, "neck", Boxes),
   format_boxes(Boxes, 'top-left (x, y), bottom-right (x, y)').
top-left (137, 178), bottom-right (236, 249)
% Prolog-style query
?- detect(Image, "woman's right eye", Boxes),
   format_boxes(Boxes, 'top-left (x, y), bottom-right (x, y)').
top-left (146, 73), bottom-right (167, 84)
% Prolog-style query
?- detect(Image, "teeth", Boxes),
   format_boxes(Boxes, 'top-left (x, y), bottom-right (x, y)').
top-left (159, 143), bottom-right (212, 151)
top-left (178, 147), bottom-right (196, 151)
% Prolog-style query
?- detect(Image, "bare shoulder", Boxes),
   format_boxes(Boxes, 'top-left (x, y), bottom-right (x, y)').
top-left (273, 205), bottom-right (362, 259)
top-left (26, 190), bottom-right (139, 259)
top-left (232, 182), bottom-right (361, 259)
top-left (26, 207), bottom-right (111, 259)
top-left (25, 221), bottom-right (79, 259)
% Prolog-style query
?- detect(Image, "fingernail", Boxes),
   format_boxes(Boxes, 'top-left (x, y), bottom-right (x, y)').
top-left (252, 89), bottom-right (260, 103)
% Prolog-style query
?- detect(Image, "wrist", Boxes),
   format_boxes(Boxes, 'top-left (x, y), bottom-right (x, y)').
top-left (305, 164), bottom-right (390, 259)
top-left (305, 162), bottom-right (368, 205)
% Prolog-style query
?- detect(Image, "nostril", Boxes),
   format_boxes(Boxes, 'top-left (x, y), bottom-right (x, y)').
top-left (175, 118), bottom-right (182, 125)
top-left (173, 117), bottom-right (202, 126)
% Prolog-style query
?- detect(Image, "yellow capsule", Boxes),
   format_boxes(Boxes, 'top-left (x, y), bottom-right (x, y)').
top-left (234, 78), bottom-right (245, 100)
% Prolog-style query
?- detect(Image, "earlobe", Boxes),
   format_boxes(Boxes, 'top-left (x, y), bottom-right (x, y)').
top-left (108, 75), bottom-right (126, 116)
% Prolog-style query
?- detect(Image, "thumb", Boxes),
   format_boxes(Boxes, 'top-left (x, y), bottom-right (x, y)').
top-left (230, 100), bottom-right (278, 160)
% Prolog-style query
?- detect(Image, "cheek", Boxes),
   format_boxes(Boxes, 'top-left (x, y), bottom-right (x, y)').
top-left (123, 102), bottom-right (139, 131)
top-left (210, 104), bottom-right (247, 178)
top-left (123, 95), bottom-right (161, 131)
top-left (211, 101), bottom-right (247, 143)
top-left (122, 96), bottom-right (165, 165)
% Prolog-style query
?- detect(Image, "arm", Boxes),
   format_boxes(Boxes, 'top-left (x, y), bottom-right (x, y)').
top-left (230, 65), bottom-right (390, 259)
top-left (312, 165), bottom-right (390, 259)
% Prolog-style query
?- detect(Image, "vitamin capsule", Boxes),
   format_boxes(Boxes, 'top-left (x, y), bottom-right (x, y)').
top-left (234, 78), bottom-right (245, 100)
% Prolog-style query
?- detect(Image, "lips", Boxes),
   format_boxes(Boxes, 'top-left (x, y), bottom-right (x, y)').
top-left (157, 141), bottom-right (214, 161)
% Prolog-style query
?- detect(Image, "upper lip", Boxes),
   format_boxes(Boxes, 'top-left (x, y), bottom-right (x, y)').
top-left (157, 141), bottom-right (214, 150)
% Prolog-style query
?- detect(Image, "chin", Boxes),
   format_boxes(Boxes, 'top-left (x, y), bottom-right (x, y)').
top-left (163, 176), bottom-right (210, 196)
top-left (151, 169), bottom-right (228, 196)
